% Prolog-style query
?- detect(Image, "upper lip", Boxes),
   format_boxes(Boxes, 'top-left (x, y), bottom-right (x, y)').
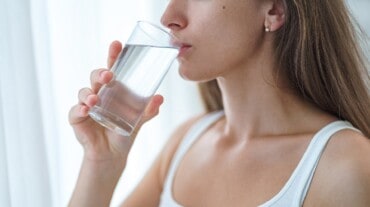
top-left (171, 39), bottom-right (192, 49)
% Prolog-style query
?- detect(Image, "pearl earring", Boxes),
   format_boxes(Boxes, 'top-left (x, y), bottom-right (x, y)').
top-left (265, 27), bottom-right (270, 32)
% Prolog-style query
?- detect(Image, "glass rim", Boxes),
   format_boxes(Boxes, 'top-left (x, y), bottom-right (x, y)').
top-left (133, 20), bottom-right (178, 48)
top-left (137, 20), bottom-right (175, 38)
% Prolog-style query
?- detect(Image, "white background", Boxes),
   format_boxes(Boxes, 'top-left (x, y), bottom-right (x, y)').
top-left (0, 0), bottom-right (369, 206)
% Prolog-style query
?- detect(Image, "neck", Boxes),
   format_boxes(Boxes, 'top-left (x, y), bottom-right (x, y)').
top-left (217, 54), bottom-right (334, 140)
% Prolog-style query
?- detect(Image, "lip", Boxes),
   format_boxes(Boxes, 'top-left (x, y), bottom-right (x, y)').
top-left (171, 39), bottom-right (192, 57)
top-left (178, 44), bottom-right (192, 57)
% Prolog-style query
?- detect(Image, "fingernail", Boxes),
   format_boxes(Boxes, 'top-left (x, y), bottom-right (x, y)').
top-left (99, 71), bottom-right (107, 81)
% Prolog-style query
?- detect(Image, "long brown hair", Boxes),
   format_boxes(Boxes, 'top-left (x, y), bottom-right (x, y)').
top-left (198, 0), bottom-right (370, 138)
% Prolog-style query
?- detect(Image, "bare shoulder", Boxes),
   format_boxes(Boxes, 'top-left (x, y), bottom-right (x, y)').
top-left (326, 129), bottom-right (370, 160)
top-left (306, 129), bottom-right (370, 206)
top-left (327, 129), bottom-right (370, 170)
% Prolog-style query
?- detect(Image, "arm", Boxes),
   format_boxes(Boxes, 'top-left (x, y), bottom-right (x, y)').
top-left (69, 114), bottom-right (200, 207)
top-left (68, 41), bottom-right (164, 207)
top-left (68, 157), bottom-right (125, 207)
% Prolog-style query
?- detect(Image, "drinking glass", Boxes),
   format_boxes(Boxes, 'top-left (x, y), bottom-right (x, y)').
top-left (89, 21), bottom-right (178, 137)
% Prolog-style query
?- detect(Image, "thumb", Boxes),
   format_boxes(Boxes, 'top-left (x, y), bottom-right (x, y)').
top-left (141, 94), bottom-right (164, 122)
top-left (129, 94), bottom-right (164, 139)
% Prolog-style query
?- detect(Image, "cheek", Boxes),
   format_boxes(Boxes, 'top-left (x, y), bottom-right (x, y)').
top-left (177, 38), bottom-right (252, 81)
top-left (211, 27), bottom-right (263, 71)
top-left (178, 17), bottom-right (263, 80)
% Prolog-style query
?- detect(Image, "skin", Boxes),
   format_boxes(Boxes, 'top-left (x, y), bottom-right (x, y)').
top-left (68, 0), bottom-right (370, 206)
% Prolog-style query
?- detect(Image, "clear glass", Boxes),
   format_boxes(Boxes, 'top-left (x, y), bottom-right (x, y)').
top-left (89, 21), bottom-right (178, 136)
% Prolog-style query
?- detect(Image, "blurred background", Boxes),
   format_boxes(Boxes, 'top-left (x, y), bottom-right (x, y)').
top-left (0, 0), bottom-right (369, 206)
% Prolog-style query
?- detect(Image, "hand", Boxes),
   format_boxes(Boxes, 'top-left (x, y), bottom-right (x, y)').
top-left (69, 41), bottom-right (164, 162)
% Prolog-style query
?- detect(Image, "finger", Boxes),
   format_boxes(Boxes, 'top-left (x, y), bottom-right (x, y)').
top-left (141, 95), bottom-right (164, 122)
top-left (90, 68), bottom-right (114, 93)
top-left (107, 40), bottom-right (123, 69)
top-left (130, 95), bottom-right (164, 140)
top-left (78, 88), bottom-right (98, 107)
top-left (69, 104), bottom-right (90, 125)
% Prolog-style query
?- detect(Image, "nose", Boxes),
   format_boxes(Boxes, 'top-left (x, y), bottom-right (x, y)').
top-left (160, 0), bottom-right (187, 32)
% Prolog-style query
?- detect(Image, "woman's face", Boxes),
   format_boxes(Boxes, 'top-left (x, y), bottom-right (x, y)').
top-left (161, 0), bottom-right (267, 81)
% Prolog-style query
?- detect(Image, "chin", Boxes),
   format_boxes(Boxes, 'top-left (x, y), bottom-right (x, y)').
top-left (178, 63), bottom-right (223, 82)
top-left (178, 69), bottom-right (215, 83)
top-left (178, 70), bottom-right (194, 81)
top-left (178, 65), bottom-right (201, 81)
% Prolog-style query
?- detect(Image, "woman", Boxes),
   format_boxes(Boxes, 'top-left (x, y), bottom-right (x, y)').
top-left (68, 0), bottom-right (370, 206)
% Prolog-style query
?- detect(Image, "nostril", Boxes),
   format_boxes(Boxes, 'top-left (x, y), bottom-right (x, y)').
top-left (168, 23), bottom-right (179, 27)
top-left (168, 23), bottom-right (182, 31)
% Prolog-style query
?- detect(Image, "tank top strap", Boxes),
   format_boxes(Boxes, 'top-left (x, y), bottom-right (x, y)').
top-left (161, 117), bottom-right (361, 207)
top-left (260, 120), bottom-right (360, 206)
top-left (295, 121), bottom-right (360, 205)
top-left (160, 111), bottom-right (224, 207)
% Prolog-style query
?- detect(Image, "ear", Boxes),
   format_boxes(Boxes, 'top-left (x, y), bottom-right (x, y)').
top-left (264, 0), bottom-right (286, 32)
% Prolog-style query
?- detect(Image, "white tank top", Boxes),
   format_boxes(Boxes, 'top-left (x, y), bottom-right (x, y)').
top-left (159, 111), bottom-right (359, 207)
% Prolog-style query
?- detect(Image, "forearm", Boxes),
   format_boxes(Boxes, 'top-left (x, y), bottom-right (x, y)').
top-left (68, 157), bottom-right (126, 207)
